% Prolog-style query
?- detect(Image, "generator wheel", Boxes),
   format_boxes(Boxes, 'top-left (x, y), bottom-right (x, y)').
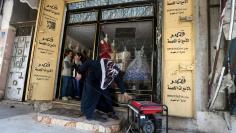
top-left (142, 120), bottom-right (154, 133)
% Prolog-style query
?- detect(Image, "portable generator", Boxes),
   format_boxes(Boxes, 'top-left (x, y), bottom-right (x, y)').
top-left (126, 100), bottom-right (168, 133)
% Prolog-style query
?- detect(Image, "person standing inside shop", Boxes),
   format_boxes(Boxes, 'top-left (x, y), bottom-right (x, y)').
top-left (61, 50), bottom-right (74, 101)
top-left (72, 52), bottom-right (83, 100)
top-left (77, 35), bottom-right (132, 121)
top-left (77, 51), bottom-right (88, 100)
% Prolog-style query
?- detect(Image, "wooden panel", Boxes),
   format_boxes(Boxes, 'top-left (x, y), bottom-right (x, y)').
top-left (163, 61), bottom-right (194, 117)
top-left (163, 0), bottom-right (195, 117)
top-left (164, 0), bottom-right (192, 28)
top-left (164, 27), bottom-right (193, 61)
top-left (29, 58), bottom-right (57, 100)
top-left (26, 0), bottom-right (65, 100)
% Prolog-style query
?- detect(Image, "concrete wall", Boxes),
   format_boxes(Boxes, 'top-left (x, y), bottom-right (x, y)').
top-left (0, 0), bottom-right (14, 100)
top-left (0, 28), bottom-right (16, 100)
top-left (1, 0), bottom-right (13, 29)
top-left (195, 0), bottom-right (209, 112)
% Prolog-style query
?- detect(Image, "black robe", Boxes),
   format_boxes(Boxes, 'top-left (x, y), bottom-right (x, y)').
top-left (78, 60), bottom-right (125, 119)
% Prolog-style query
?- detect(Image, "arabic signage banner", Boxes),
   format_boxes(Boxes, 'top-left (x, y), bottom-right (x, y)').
top-left (20, 0), bottom-right (39, 9)
top-left (26, 0), bottom-right (65, 100)
top-left (163, 0), bottom-right (195, 117)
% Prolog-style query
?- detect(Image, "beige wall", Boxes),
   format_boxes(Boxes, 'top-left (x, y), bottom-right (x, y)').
top-left (163, 0), bottom-right (195, 117)
top-left (26, 0), bottom-right (65, 100)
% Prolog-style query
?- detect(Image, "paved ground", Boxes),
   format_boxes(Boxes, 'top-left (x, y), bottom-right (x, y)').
top-left (0, 102), bottom-right (90, 133)
top-left (0, 101), bottom-right (193, 133)
top-left (0, 102), bottom-right (33, 119)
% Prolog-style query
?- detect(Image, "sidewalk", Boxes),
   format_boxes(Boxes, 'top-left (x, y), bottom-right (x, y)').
top-left (0, 101), bottom-right (90, 133)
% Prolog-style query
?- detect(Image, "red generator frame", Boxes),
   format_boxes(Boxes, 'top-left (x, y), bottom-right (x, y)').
top-left (126, 100), bottom-right (168, 133)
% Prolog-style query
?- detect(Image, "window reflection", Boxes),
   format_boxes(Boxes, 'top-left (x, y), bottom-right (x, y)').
top-left (100, 21), bottom-right (153, 101)
top-left (69, 12), bottom-right (98, 24)
top-left (65, 25), bottom-right (96, 60)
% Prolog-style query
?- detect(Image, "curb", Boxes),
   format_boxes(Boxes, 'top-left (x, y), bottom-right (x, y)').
top-left (35, 113), bottom-right (121, 133)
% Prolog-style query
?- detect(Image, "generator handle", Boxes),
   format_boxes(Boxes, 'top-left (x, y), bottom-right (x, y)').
top-left (162, 105), bottom-right (168, 133)
top-left (127, 99), bottom-right (134, 104)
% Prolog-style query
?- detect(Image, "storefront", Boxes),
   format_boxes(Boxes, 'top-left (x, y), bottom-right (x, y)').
top-left (59, 1), bottom-right (160, 103)
top-left (26, 0), bottom-right (159, 99)
top-left (0, 0), bottom-right (37, 101)
top-left (5, 0), bottom-right (234, 132)
top-left (25, 0), bottom-right (196, 118)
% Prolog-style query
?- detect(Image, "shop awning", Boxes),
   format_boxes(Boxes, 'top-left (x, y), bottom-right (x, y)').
top-left (20, 0), bottom-right (39, 10)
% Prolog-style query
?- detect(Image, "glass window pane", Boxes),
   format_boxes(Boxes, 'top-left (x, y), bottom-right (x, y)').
top-left (68, 12), bottom-right (98, 24)
top-left (65, 25), bottom-right (96, 60)
top-left (59, 25), bottom-right (96, 98)
top-left (109, 0), bottom-right (146, 5)
top-left (102, 6), bottom-right (154, 20)
top-left (100, 21), bottom-right (153, 101)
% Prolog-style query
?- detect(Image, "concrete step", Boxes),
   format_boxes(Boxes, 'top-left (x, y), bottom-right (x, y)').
top-left (51, 100), bottom-right (128, 117)
top-left (35, 108), bottom-right (121, 133)
top-left (52, 100), bottom-right (81, 111)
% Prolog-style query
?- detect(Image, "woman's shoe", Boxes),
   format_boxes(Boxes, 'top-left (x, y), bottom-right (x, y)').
top-left (62, 97), bottom-right (68, 101)
top-left (74, 96), bottom-right (81, 101)
top-left (68, 96), bottom-right (72, 100)
top-left (87, 115), bottom-right (107, 122)
top-left (107, 112), bottom-right (119, 120)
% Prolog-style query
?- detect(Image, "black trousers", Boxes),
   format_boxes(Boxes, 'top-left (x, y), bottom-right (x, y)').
top-left (96, 89), bottom-right (114, 113)
top-left (81, 82), bottom-right (114, 119)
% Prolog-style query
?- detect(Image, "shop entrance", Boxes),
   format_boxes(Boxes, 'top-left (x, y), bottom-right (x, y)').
top-left (65, 25), bottom-right (96, 60)
top-left (56, 0), bottom-right (159, 104)
top-left (56, 24), bottom-right (97, 99)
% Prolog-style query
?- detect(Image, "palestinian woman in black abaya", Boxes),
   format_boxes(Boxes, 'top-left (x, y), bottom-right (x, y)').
top-left (77, 35), bottom-right (131, 121)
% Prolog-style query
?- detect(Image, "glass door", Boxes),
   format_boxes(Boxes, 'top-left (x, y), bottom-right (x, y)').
top-left (100, 21), bottom-right (154, 102)
top-left (65, 25), bottom-right (97, 60)
top-left (57, 24), bottom-right (97, 99)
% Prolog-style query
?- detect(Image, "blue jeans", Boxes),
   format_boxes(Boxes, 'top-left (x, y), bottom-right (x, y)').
top-left (73, 78), bottom-right (81, 97)
top-left (61, 76), bottom-right (72, 97)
